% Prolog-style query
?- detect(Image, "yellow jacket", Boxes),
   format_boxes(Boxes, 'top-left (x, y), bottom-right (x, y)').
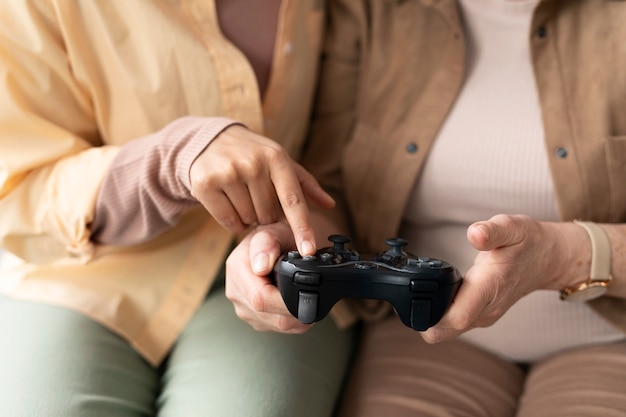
top-left (0, 0), bottom-right (325, 366)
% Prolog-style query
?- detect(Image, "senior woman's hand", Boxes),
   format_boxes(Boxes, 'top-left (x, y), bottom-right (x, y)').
top-left (421, 214), bottom-right (591, 343)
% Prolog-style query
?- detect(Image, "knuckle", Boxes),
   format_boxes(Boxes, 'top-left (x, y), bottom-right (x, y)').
top-left (274, 316), bottom-right (292, 332)
top-left (258, 210), bottom-right (279, 225)
top-left (292, 326), bottom-right (310, 335)
top-left (224, 289), bottom-right (235, 303)
top-left (421, 330), bottom-right (441, 344)
top-left (248, 288), bottom-right (267, 313)
top-left (251, 323), bottom-right (269, 332)
top-left (239, 158), bottom-right (264, 179)
top-left (238, 209), bottom-right (257, 226)
top-left (452, 309), bottom-right (473, 330)
top-left (292, 223), bottom-right (313, 240)
top-left (188, 167), bottom-right (204, 190)
top-left (282, 190), bottom-right (304, 208)
top-left (213, 165), bottom-right (241, 186)
top-left (478, 313), bottom-right (498, 328)
top-left (240, 217), bottom-right (257, 228)
top-left (223, 283), bottom-right (236, 303)
top-left (232, 304), bottom-right (249, 321)
top-left (219, 215), bottom-right (244, 232)
top-left (266, 143), bottom-right (288, 164)
top-left (485, 304), bottom-right (506, 325)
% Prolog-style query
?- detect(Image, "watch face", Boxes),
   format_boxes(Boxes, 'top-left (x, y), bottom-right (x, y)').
top-left (562, 283), bottom-right (609, 302)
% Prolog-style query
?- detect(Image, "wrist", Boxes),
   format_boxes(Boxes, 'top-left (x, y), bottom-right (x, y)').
top-left (559, 221), bottom-right (612, 301)
top-left (546, 221), bottom-right (592, 291)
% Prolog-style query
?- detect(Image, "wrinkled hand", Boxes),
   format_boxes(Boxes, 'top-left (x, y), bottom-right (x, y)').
top-left (421, 214), bottom-right (576, 343)
top-left (225, 221), bottom-right (313, 333)
top-left (190, 124), bottom-right (334, 256)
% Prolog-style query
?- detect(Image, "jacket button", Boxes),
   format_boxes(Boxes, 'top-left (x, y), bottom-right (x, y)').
top-left (536, 26), bottom-right (547, 38)
top-left (555, 147), bottom-right (568, 159)
top-left (406, 142), bottom-right (418, 154)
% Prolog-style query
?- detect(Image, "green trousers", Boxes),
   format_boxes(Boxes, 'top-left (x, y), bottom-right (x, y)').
top-left (0, 281), bottom-right (357, 417)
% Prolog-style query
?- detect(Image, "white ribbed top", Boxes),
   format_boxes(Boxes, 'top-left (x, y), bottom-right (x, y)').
top-left (401, 0), bottom-right (625, 362)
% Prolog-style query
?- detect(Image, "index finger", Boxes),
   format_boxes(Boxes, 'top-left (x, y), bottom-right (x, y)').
top-left (269, 162), bottom-right (316, 257)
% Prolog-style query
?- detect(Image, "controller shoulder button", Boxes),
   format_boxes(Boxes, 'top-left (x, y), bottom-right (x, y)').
top-left (297, 290), bottom-right (319, 324)
top-left (294, 272), bottom-right (322, 286)
top-left (302, 255), bottom-right (317, 262)
top-left (410, 299), bottom-right (432, 330)
top-left (410, 279), bottom-right (439, 293)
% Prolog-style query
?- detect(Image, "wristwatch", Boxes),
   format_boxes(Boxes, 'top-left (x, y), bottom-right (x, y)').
top-left (560, 221), bottom-right (612, 302)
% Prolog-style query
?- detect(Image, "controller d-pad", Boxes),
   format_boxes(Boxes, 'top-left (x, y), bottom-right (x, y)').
top-left (297, 291), bottom-right (318, 324)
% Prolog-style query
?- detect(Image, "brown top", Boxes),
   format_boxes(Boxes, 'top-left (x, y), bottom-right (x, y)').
top-left (303, 0), bottom-right (626, 333)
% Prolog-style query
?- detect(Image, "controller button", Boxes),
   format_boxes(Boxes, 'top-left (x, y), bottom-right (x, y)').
top-left (355, 262), bottom-right (376, 270)
top-left (410, 299), bottom-right (432, 330)
top-left (418, 257), bottom-right (430, 262)
top-left (407, 258), bottom-right (420, 266)
top-left (297, 291), bottom-right (319, 324)
top-left (287, 251), bottom-right (301, 260)
top-left (294, 272), bottom-right (322, 286)
top-left (302, 255), bottom-right (317, 262)
top-left (410, 280), bottom-right (439, 293)
top-left (328, 234), bottom-right (351, 252)
top-left (429, 260), bottom-right (443, 267)
top-left (384, 238), bottom-right (408, 257)
top-left (321, 253), bottom-right (333, 262)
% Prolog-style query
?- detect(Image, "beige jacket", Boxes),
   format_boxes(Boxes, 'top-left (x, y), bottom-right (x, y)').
top-left (0, 0), bottom-right (325, 366)
top-left (305, 0), bottom-right (626, 330)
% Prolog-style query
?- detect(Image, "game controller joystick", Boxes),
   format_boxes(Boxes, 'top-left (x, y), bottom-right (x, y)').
top-left (273, 235), bottom-right (462, 330)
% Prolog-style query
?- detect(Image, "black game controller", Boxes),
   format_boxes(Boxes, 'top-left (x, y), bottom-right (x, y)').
top-left (273, 235), bottom-right (462, 331)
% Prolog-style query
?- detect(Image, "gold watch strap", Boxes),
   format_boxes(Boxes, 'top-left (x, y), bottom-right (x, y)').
top-left (574, 220), bottom-right (611, 282)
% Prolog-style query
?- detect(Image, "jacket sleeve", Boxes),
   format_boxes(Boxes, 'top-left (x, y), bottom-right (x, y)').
top-left (90, 116), bottom-right (240, 246)
top-left (0, 1), bottom-right (118, 263)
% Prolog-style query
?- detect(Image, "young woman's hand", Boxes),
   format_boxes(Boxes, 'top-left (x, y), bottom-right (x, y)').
top-left (224, 221), bottom-right (313, 333)
top-left (190, 125), bottom-right (335, 256)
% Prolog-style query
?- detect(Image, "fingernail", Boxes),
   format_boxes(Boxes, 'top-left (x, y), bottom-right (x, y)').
top-left (301, 240), bottom-right (314, 256)
top-left (253, 253), bottom-right (269, 273)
